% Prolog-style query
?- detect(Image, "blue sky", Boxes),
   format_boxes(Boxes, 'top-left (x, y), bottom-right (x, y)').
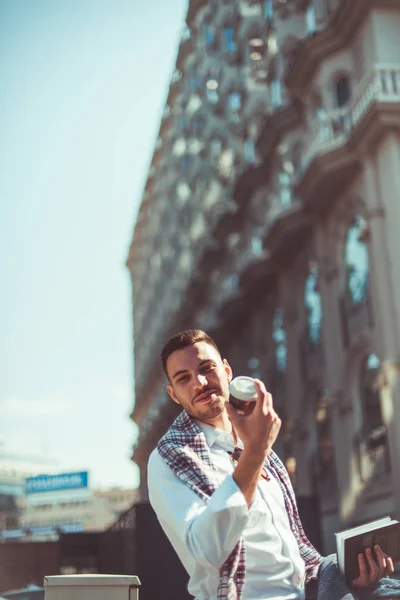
top-left (0, 0), bottom-right (187, 488)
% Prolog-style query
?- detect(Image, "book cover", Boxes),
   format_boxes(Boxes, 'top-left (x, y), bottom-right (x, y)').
top-left (337, 520), bottom-right (400, 582)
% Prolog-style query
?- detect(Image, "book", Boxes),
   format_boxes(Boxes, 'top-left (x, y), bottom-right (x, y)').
top-left (335, 516), bottom-right (400, 582)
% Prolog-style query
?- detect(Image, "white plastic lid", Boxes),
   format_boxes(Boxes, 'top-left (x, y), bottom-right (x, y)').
top-left (229, 376), bottom-right (258, 401)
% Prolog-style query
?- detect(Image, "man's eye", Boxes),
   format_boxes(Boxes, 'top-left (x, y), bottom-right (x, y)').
top-left (177, 377), bottom-right (188, 383)
top-left (202, 364), bottom-right (214, 372)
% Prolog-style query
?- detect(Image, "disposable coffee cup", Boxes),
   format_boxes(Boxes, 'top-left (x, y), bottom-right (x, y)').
top-left (229, 376), bottom-right (258, 415)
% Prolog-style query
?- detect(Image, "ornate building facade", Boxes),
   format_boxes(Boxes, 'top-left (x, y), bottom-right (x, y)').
top-left (126, 0), bottom-right (400, 553)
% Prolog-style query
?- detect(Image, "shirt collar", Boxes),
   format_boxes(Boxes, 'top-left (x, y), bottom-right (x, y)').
top-left (195, 420), bottom-right (242, 451)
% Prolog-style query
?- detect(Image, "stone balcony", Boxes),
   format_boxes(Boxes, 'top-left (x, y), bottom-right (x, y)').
top-left (295, 64), bottom-right (400, 208)
top-left (301, 65), bottom-right (400, 175)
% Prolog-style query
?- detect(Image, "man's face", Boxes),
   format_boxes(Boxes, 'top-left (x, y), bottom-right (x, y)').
top-left (166, 341), bottom-right (232, 424)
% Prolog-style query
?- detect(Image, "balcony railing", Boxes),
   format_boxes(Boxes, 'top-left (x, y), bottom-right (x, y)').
top-left (298, 65), bottom-right (400, 178)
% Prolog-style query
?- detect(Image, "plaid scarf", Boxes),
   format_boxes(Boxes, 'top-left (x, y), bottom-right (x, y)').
top-left (157, 410), bottom-right (321, 600)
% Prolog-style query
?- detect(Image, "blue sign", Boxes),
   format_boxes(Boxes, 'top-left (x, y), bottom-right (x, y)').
top-left (30, 527), bottom-right (57, 535)
top-left (1, 529), bottom-right (26, 538)
top-left (61, 523), bottom-right (84, 533)
top-left (25, 471), bottom-right (88, 494)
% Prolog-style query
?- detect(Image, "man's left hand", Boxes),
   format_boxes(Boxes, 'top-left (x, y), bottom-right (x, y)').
top-left (351, 545), bottom-right (394, 589)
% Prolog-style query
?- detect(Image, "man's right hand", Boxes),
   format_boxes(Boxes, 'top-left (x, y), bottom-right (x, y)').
top-left (226, 379), bottom-right (281, 457)
top-left (226, 380), bottom-right (281, 508)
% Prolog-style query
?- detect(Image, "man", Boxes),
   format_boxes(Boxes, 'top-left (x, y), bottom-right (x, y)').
top-left (148, 329), bottom-right (400, 600)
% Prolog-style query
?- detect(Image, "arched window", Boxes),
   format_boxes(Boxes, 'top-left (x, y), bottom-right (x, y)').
top-left (345, 215), bottom-right (369, 304)
top-left (305, 265), bottom-right (322, 343)
top-left (335, 75), bottom-right (351, 108)
top-left (360, 353), bottom-right (384, 437)
top-left (273, 308), bottom-right (287, 372)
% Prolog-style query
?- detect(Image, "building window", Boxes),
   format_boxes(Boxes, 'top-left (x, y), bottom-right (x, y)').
top-left (278, 171), bottom-right (292, 208)
top-left (335, 75), bottom-right (351, 108)
top-left (251, 235), bottom-right (263, 255)
top-left (207, 88), bottom-right (219, 105)
top-left (190, 76), bottom-right (201, 91)
top-left (270, 79), bottom-right (282, 108)
top-left (244, 139), bottom-right (256, 164)
top-left (204, 24), bottom-right (216, 47)
top-left (228, 91), bottom-right (242, 112)
top-left (306, 3), bottom-right (317, 35)
top-left (222, 27), bottom-right (237, 53)
top-left (273, 308), bottom-right (287, 372)
top-left (305, 265), bottom-right (322, 343)
top-left (345, 215), bottom-right (369, 305)
top-left (264, 0), bottom-right (274, 20)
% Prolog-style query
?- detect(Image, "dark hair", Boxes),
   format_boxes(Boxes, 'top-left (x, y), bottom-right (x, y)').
top-left (161, 329), bottom-right (221, 379)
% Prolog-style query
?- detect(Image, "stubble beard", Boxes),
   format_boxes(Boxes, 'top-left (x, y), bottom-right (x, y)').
top-left (190, 396), bottom-right (224, 421)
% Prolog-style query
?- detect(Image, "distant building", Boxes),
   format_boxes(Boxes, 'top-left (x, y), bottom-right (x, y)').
top-left (0, 447), bottom-right (59, 535)
top-left (0, 470), bottom-right (137, 542)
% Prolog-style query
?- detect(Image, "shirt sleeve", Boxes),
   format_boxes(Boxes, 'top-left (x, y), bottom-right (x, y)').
top-left (148, 449), bottom-right (249, 571)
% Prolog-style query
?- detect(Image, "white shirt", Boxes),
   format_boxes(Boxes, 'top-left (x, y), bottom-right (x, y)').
top-left (148, 422), bottom-right (306, 600)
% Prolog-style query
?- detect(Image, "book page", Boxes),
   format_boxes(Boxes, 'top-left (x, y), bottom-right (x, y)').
top-left (337, 517), bottom-right (393, 541)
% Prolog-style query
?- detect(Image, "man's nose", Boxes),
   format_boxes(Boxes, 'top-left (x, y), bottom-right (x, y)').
top-left (193, 373), bottom-right (208, 389)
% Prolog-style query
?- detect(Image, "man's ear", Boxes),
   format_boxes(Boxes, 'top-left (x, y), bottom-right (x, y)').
top-left (223, 358), bottom-right (232, 382)
top-left (167, 384), bottom-right (180, 405)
